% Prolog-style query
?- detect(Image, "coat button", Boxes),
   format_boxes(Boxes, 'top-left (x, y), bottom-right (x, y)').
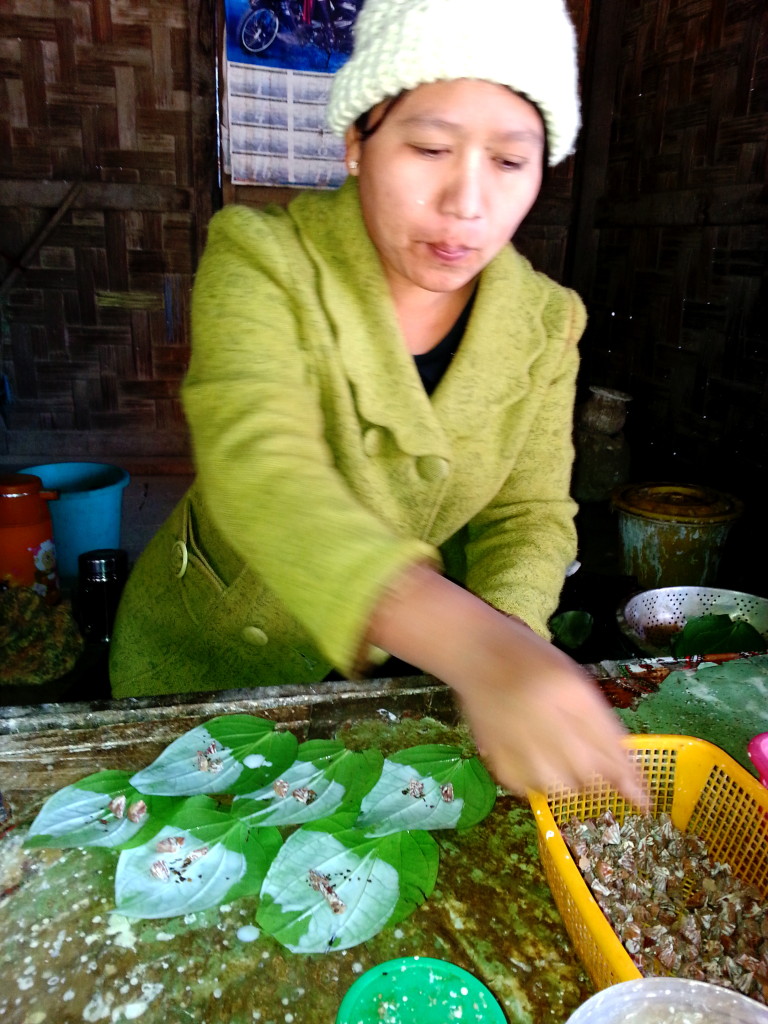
top-left (242, 625), bottom-right (269, 647)
top-left (417, 455), bottom-right (450, 481)
top-left (171, 539), bottom-right (188, 578)
top-left (362, 426), bottom-right (384, 456)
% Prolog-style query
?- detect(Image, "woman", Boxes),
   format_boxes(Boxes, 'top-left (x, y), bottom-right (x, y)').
top-left (111, 0), bottom-right (644, 804)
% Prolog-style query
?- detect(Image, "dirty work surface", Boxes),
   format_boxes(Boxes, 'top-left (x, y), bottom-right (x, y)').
top-left (0, 715), bottom-right (590, 1024)
top-left (616, 654), bottom-right (768, 774)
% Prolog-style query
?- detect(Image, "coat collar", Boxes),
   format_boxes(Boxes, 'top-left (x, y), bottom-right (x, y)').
top-left (289, 179), bottom-right (549, 456)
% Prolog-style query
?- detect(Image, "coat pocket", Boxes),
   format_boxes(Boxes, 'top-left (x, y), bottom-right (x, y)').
top-left (111, 489), bottom-right (332, 698)
top-left (173, 492), bottom-right (330, 684)
top-left (174, 496), bottom-right (234, 626)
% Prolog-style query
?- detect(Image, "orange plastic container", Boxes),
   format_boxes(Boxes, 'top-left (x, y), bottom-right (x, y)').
top-left (529, 735), bottom-right (768, 992)
top-left (0, 473), bottom-right (60, 602)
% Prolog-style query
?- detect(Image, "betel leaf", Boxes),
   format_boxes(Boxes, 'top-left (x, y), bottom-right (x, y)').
top-left (256, 812), bottom-right (438, 953)
top-left (669, 613), bottom-right (767, 658)
top-left (233, 740), bottom-right (383, 826)
top-left (550, 610), bottom-right (594, 649)
top-left (354, 744), bottom-right (496, 836)
top-left (129, 714), bottom-right (298, 796)
top-left (24, 770), bottom-right (175, 850)
top-left (114, 795), bottom-right (282, 918)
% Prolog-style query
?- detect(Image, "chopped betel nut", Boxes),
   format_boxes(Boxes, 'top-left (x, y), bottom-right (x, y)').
top-left (561, 811), bottom-right (768, 1004)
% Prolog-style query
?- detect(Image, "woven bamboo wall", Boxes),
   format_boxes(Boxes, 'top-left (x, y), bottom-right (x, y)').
top-left (575, 0), bottom-right (768, 504)
top-left (0, 0), bottom-right (216, 466)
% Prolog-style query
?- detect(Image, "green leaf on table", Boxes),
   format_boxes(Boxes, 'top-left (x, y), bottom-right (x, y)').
top-left (129, 714), bottom-right (298, 796)
top-left (257, 812), bottom-right (438, 952)
top-left (233, 740), bottom-right (383, 826)
top-left (354, 744), bottom-right (496, 836)
top-left (24, 770), bottom-right (175, 850)
top-left (669, 613), bottom-right (768, 658)
top-left (114, 795), bottom-right (282, 918)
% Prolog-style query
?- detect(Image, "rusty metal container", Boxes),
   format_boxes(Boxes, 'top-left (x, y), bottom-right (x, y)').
top-left (611, 482), bottom-right (743, 589)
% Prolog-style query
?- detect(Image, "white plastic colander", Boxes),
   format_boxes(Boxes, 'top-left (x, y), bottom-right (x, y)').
top-left (616, 586), bottom-right (768, 657)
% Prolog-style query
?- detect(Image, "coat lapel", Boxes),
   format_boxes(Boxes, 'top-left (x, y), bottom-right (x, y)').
top-left (292, 179), bottom-right (450, 457)
top-left (431, 245), bottom-right (549, 443)
top-left (289, 180), bottom-right (550, 458)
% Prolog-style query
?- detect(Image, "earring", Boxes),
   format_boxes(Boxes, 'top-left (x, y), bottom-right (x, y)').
top-left (348, 159), bottom-right (359, 172)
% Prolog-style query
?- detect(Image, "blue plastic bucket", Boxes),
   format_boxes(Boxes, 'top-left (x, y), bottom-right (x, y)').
top-left (20, 462), bottom-right (129, 584)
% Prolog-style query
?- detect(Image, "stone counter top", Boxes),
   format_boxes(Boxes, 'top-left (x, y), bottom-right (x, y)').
top-left (0, 684), bottom-right (591, 1024)
top-left (2, 657), bottom-right (765, 1024)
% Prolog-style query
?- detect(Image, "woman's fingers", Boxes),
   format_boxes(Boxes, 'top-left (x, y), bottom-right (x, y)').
top-left (460, 672), bottom-right (649, 807)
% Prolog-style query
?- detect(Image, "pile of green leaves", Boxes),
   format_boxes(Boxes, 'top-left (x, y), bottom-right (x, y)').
top-left (25, 714), bottom-right (496, 953)
top-left (669, 613), bottom-right (768, 658)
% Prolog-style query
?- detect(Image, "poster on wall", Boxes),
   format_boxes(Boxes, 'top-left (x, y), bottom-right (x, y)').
top-left (222, 0), bottom-right (363, 188)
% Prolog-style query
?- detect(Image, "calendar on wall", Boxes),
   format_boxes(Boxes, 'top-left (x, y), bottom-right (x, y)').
top-left (221, 0), bottom-right (363, 188)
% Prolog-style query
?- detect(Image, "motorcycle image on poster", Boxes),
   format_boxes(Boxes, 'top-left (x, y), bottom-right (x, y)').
top-left (228, 0), bottom-right (362, 71)
top-left (222, 0), bottom-right (363, 187)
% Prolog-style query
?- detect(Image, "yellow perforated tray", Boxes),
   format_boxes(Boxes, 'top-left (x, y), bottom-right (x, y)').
top-left (528, 734), bottom-right (768, 991)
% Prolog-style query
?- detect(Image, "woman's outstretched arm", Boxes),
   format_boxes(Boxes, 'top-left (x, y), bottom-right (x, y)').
top-left (367, 562), bottom-right (647, 806)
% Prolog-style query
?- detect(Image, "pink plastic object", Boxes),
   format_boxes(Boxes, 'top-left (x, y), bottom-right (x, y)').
top-left (747, 733), bottom-right (768, 788)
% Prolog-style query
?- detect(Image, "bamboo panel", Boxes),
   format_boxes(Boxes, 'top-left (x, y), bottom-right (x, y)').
top-left (580, 0), bottom-right (768, 506)
top-left (0, 0), bottom-right (203, 458)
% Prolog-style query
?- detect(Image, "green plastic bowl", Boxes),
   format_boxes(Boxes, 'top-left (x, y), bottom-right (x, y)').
top-left (335, 956), bottom-right (507, 1024)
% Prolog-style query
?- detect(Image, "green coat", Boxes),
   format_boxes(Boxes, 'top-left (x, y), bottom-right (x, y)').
top-left (110, 180), bottom-right (585, 698)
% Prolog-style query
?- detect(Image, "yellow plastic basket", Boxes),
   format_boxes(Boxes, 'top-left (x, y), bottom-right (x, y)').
top-left (528, 734), bottom-right (768, 992)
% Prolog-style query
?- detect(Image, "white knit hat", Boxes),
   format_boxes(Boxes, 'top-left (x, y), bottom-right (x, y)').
top-left (327, 0), bottom-right (581, 166)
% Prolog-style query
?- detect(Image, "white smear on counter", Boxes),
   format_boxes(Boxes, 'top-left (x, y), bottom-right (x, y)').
top-left (116, 983), bottom-right (165, 1021)
top-left (122, 1005), bottom-right (147, 1020)
top-left (82, 992), bottom-right (112, 1021)
top-left (105, 913), bottom-right (137, 950)
top-left (123, 983), bottom-right (165, 1015)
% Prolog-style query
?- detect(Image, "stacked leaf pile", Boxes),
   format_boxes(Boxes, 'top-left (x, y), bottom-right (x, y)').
top-left (669, 613), bottom-right (767, 657)
top-left (25, 714), bottom-right (496, 954)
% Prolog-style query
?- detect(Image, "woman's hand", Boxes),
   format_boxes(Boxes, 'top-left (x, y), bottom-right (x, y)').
top-left (367, 564), bottom-right (647, 806)
top-left (450, 627), bottom-right (647, 804)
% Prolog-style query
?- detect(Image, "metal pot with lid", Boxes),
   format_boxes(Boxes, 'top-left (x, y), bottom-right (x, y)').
top-left (611, 481), bottom-right (744, 589)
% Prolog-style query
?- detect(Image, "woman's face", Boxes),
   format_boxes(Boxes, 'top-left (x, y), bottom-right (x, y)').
top-left (345, 79), bottom-right (545, 304)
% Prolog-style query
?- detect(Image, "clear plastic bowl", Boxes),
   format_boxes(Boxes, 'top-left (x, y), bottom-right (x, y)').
top-left (565, 979), bottom-right (768, 1024)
